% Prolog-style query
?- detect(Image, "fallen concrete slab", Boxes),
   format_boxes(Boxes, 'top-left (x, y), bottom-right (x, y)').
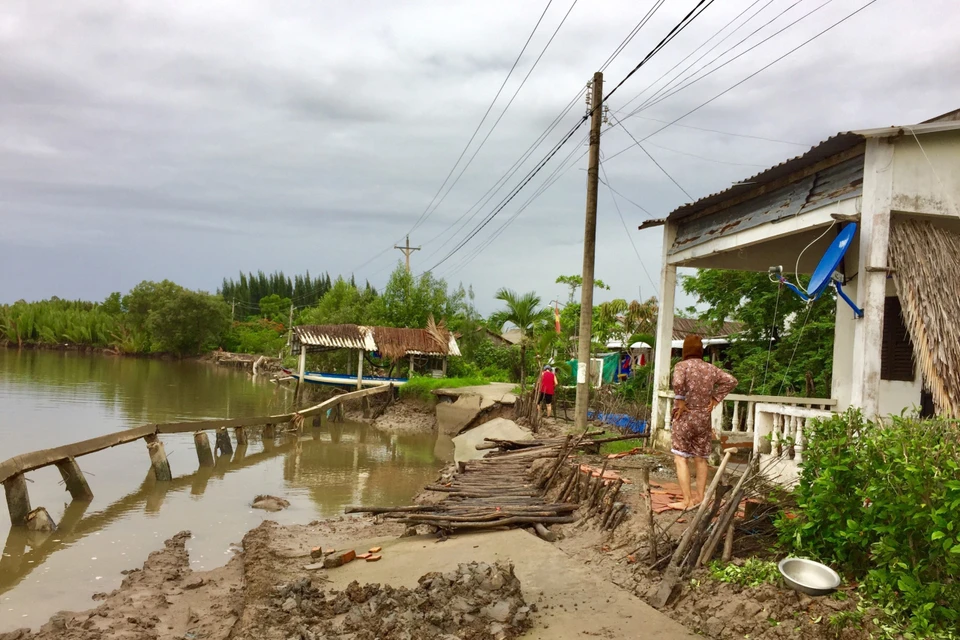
top-left (451, 418), bottom-right (533, 463)
top-left (319, 528), bottom-right (698, 640)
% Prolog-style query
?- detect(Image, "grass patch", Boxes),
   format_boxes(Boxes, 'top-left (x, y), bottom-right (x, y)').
top-left (708, 559), bottom-right (782, 588)
top-left (593, 429), bottom-right (646, 456)
top-left (399, 376), bottom-right (490, 403)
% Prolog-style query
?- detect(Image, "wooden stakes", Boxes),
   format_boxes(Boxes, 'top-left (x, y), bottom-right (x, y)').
top-left (638, 466), bottom-right (657, 563)
top-left (55, 457), bottom-right (94, 501)
top-left (654, 449), bottom-right (735, 609)
top-left (264, 423), bottom-right (276, 438)
top-left (235, 426), bottom-right (248, 446)
top-left (144, 435), bottom-right (172, 482)
top-left (3, 473), bottom-right (31, 526)
top-left (215, 427), bottom-right (233, 457)
top-left (194, 431), bottom-right (215, 468)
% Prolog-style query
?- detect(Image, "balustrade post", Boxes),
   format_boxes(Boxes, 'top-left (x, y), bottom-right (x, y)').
top-left (731, 400), bottom-right (740, 433)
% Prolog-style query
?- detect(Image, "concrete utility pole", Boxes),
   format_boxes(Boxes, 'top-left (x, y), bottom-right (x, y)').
top-left (394, 235), bottom-right (421, 274)
top-left (574, 72), bottom-right (603, 431)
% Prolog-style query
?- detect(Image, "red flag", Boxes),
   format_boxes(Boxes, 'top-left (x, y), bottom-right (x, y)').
top-left (554, 303), bottom-right (562, 334)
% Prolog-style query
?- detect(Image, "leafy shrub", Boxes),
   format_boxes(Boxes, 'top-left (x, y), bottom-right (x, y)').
top-left (708, 559), bottom-right (782, 588)
top-left (777, 410), bottom-right (960, 636)
top-left (223, 319), bottom-right (287, 355)
top-left (398, 375), bottom-right (489, 404)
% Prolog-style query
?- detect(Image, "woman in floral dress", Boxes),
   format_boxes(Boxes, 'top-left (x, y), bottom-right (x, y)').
top-left (668, 335), bottom-right (738, 510)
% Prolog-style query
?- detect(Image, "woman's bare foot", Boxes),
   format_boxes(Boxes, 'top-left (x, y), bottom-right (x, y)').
top-left (667, 501), bottom-right (697, 511)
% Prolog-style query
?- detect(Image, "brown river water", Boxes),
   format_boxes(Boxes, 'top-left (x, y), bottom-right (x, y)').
top-left (0, 350), bottom-right (444, 631)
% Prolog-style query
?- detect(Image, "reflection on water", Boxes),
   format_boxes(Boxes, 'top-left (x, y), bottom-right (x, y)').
top-left (0, 351), bottom-right (442, 631)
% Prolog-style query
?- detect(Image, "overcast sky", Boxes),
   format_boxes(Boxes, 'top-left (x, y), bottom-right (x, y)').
top-left (2, 0), bottom-right (958, 315)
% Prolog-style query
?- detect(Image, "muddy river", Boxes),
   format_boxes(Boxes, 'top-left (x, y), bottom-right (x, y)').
top-left (0, 350), bottom-right (443, 631)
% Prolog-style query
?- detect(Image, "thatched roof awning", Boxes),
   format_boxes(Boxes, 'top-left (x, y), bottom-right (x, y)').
top-left (292, 324), bottom-right (461, 359)
top-left (672, 318), bottom-right (743, 341)
top-left (889, 219), bottom-right (960, 418)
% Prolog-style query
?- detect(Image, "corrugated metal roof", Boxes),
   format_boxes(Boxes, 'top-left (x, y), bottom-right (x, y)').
top-left (672, 318), bottom-right (743, 341)
top-left (667, 132), bottom-right (864, 223)
top-left (665, 117), bottom-right (960, 225)
top-left (292, 324), bottom-right (461, 358)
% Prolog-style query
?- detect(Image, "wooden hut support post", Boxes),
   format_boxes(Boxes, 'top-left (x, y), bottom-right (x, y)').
top-left (3, 473), bottom-right (31, 526)
top-left (55, 456), bottom-right (94, 501)
top-left (235, 426), bottom-right (248, 446)
top-left (357, 350), bottom-right (364, 390)
top-left (194, 431), bottom-right (215, 468)
top-left (264, 423), bottom-right (276, 438)
top-left (145, 434), bottom-right (172, 481)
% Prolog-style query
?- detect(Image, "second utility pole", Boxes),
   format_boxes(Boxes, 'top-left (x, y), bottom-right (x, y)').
top-left (394, 235), bottom-right (421, 274)
top-left (574, 71), bottom-right (603, 431)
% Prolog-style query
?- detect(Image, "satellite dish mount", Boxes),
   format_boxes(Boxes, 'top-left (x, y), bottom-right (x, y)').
top-left (769, 223), bottom-right (863, 319)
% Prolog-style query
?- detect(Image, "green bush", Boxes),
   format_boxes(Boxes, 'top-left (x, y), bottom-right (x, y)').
top-left (398, 375), bottom-right (489, 403)
top-left (777, 410), bottom-right (960, 636)
top-left (223, 319), bottom-right (287, 355)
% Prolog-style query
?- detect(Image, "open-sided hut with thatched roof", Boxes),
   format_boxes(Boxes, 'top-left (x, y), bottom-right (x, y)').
top-left (637, 108), bottom-right (960, 471)
top-left (290, 323), bottom-right (461, 389)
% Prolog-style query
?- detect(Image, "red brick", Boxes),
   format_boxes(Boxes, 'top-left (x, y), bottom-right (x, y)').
top-left (323, 549), bottom-right (356, 568)
top-left (366, 554), bottom-right (382, 562)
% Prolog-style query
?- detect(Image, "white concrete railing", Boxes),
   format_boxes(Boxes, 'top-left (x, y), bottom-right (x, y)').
top-left (753, 402), bottom-right (835, 486)
top-left (654, 391), bottom-right (836, 439)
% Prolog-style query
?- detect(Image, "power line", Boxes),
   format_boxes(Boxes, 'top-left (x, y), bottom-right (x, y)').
top-left (617, 0), bottom-right (770, 114)
top-left (604, 0), bottom-right (881, 163)
top-left (635, 0), bottom-right (836, 114)
top-left (350, 0), bottom-right (557, 275)
top-left (621, 114), bottom-right (810, 146)
top-left (408, 0), bottom-right (557, 236)
top-left (642, 139), bottom-right (768, 167)
top-left (410, 0), bottom-right (581, 235)
top-left (600, 162), bottom-right (659, 295)
top-left (428, 0), bottom-right (668, 261)
top-left (597, 173), bottom-right (655, 217)
top-left (424, 0), bottom-right (721, 273)
top-left (609, 111), bottom-right (692, 199)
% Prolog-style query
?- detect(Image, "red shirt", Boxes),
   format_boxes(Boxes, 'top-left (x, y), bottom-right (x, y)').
top-left (540, 370), bottom-right (556, 394)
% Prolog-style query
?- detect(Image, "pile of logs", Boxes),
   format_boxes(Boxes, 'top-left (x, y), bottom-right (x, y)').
top-left (653, 449), bottom-right (754, 608)
top-left (347, 430), bottom-right (643, 533)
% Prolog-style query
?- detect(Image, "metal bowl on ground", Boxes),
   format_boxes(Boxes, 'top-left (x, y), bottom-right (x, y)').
top-left (778, 558), bottom-right (841, 596)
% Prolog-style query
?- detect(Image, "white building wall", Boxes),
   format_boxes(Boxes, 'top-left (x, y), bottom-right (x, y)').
top-left (831, 273), bottom-right (922, 416)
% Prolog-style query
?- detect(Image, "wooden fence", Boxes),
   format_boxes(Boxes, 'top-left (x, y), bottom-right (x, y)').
top-left (1, 384), bottom-right (393, 528)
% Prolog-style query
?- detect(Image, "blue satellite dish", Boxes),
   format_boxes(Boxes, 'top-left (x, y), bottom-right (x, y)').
top-left (772, 223), bottom-right (863, 318)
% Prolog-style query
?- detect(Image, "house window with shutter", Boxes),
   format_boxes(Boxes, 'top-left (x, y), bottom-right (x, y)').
top-left (880, 296), bottom-right (914, 381)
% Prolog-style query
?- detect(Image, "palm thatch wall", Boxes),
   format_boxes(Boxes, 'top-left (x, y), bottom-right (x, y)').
top-left (889, 219), bottom-right (960, 418)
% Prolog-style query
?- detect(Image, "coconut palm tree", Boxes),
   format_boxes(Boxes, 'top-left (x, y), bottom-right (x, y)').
top-left (490, 289), bottom-right (550, 391)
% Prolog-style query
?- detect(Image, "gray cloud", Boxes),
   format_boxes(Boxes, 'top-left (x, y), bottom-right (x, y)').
top-left (1, 0), bottom-right (958, 314)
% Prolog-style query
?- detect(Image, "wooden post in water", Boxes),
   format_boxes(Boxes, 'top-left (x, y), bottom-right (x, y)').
top-left (144, 435), bottom-right (172, 482)
top-left (3, 473), bottom-right (32, 526)
top-left (55, 457), bottom-right (94, 501)
top-left (194, 431), bottom-right (215, 468)
top-left (264, 423), bottom-right (276, 438)
top-left (234, 426), bottom-right (248, 446)
top-left (215, 427), bottom-right (233, 457)
top-left (362, 396), bottom-right (371, 419)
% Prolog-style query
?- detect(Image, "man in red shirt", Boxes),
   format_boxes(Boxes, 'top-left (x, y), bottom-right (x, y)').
top-left (538, 365), bottom-right (557, 418)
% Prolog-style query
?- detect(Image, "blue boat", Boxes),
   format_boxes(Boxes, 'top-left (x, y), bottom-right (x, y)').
top-left (282, 369), bottom-right (408, 388)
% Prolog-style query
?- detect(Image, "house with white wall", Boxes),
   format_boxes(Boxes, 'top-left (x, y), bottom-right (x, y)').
top-left (641, 109), bottom-right (960, 482)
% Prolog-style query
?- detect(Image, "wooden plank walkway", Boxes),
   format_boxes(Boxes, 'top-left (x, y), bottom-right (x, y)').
top-left (1, 384), bottom-right (393, 527)
top-left (346, 431), bottom-right (643, 534)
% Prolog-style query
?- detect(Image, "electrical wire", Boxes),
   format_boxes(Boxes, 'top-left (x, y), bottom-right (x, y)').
top-left (604, 0), bottom-right (881, 163)
top-left (608, 111), bottom-right (692, 198)
top-left (793, 221), bottom-right (836, 293)
top-left (776, 302), bottom-right (814, 396)
top-left (635, 0), bottom-right (837, 114)
top-left (617, 0), bottom-right (770, 114)
top-left (408, 0), bottom-right (556, 236)
top-left (410, 0), bottom-right (581, 236)
top-left (609, 113), bottom-right (811, 146)
top-left (424, 0), bottom-right (721, 273)
top-left (628, 0), bottom-right (787, 114)
top-left (600, 162), bottom-right (659, 294)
